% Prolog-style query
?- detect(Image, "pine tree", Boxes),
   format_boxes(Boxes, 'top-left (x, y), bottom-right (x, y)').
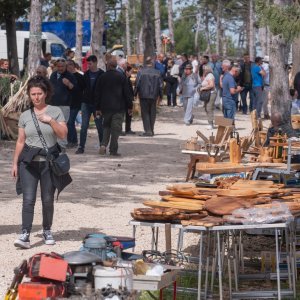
top-left (75, 0), bottom-right (84, 67)
top-left (28, 0), bottom-right (43, 76)
top-left (256, 0), bottom-right (300, 121)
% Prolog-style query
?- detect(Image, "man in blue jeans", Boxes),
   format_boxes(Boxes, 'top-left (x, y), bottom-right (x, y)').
top-left (75, 55), bottom-right (104, 154)
top-left (251, 57), bottom-right (266, 119)
top-left (222, 60), bottom-right (243, 120)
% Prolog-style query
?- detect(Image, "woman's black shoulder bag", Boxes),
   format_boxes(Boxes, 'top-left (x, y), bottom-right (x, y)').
top-left (31, 109), bottom-right (70, 176)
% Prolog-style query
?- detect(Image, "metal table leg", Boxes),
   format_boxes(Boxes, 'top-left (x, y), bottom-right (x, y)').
top-left (217, 231), bottom-right (223, 300)
top-left (132, 225), bottom-right (136, 252)
top-left (151, 227), bottom-right (155, 250)
top-left (275, 229), bottom-right (281, 300)
top-left (197, 232), bottom-right (204, 300)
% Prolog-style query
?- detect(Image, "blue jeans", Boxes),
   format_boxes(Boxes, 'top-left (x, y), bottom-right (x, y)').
top-left (67, 107), bottom-right (80, 144)
top-left (223, 99), bottom-right (236, 120)
top-left (253, 86), bottom-right (264, 118)
top-left (79, 103), bottom-right (103, 149)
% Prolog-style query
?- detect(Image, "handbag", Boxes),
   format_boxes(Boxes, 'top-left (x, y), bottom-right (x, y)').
top-left (31, 109), bottom-right (70, 176)
top-left (199, 90), bottom-right (211, 103)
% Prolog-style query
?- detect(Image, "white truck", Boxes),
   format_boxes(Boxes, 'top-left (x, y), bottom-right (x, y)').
top-left (0, 30), bottom-right (67, 71)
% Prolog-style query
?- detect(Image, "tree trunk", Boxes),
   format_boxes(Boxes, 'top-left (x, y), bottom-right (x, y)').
top-left (131, 0), bottom-right (138, 54)
top-left (84, 0), bottom-right (90, 20)
top-left (154, 0), bottom-right (162, 54)
top-left (270, 0), bottom-right (292, 123)
top-left (28, 0), bottom-right (42, 77)
top-left (90, 0), bottom-right (96, 36)
top-left (5, 15), bottom-right (19, 77)
top-left (194, 11), bottom-right (201, 56)
top-left (138, 26), bottom-right (144, 55)
top-left (204, 9), bottom-right (211, 55)
top-left (258, 27), bottom-right (267, 57)
top-left (216, 0), bottom-right (221, 56)
top-left (292, 37), bottom-right (300, 84)
top-left (125, 0), bottom-right (131, 55)
top-left (167, 0), bottom-right (174, 50)
top-left (249, 0), bottom-right (255, 60)
top-left (221, 34), bottom-right (227, 57)
top-left (61, 0), bottom-right (67, 20)
top-left (75, 0), bottom-right (84, 67)
top-left (270, 35), bottom-right (291, 121)
top-left (91, 0), bottom-right (105, 69)
top-left (141, 0), bottom-right (154, 62)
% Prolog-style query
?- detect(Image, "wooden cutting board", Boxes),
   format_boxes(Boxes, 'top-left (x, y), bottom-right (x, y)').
top-left (162, 196), bottom-right (208, 203)
top-left (181, 216), bottom-right (224, 227)
top-left (216, 189), bottom-right (258, 198)
top-left (177, 212), bottom-right (208, 220)
top-left (143, 201), bottom-right (203, 212)
top-left (171, 194), bottom-right (211, 200)
top-left (232, 179), bottom-right (275, 187)
top-left (131, 207), bottom-right (180, 222)
top-left (204, 196), bottom-right (253, 216)
top-left (166, 183), bottom-right (196, 190)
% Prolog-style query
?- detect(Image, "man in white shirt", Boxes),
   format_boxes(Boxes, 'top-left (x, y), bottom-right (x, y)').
top-left (191, 55), bottom-right (199, 74)
top-left (262, 55), bottom-right (270, 119)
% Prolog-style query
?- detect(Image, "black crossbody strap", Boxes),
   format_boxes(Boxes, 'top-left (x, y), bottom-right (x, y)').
top-left (30, 108), bottom-right (49, 153)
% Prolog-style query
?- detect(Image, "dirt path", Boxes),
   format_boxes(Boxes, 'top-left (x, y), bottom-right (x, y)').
top-left (0, 104), bottom-right (261, 295)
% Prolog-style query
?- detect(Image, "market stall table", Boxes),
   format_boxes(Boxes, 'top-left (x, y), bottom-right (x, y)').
top-left (181, 150), bottom-right (224, 181)
top-left (130, 220), bottom-right (297, 300)
top-left (196, 161), bottom-right (300, 176)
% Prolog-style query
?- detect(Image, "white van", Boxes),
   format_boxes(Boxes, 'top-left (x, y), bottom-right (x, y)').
top-left (0, 30), bottom-right (67, 71)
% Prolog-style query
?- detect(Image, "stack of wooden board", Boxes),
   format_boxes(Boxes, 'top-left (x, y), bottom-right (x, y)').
top-left (131, 181), bottom-right (300, 227)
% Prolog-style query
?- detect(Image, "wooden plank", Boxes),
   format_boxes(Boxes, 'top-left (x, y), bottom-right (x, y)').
top-left (196, 130), bottom-right (209, 143)
top-left (162, 196), bottom-right (206, 204)
top-left (143, 201), bottom-right (203, 212)
top-left (165, 223), bottom-right (172, 255)
top-left (215, 116), bottom-right (234, 127)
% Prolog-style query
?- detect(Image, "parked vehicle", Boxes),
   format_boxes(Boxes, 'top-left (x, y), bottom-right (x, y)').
top-left (0, 30), bottom-right (67, 71)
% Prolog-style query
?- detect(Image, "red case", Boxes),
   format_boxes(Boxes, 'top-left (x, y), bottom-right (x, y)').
top-left (29, 254), bottom-right (68, 282)
top-left (18, 282), bottom-right (65, 300)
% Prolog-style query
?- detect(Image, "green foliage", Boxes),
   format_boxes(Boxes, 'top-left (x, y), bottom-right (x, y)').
top-left (43, 0), bottom-right (76, 21)
top-left (256, 0), bottom-right (300, 42)
top-left (173, 6), bottom-right (207, 54)
top-left (0, 0), bottom-right (30, 21)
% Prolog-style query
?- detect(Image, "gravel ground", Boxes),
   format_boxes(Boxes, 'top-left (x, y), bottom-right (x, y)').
top-left (0, 102), bottom-right (267, 296)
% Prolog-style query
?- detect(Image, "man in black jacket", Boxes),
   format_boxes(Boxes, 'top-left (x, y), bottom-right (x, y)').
top-left (135, 57), bottom-right (163, 136)
top-left (50, 58), bottom-right (77, 150)
top-left (66, 59), bottom-right (85, 148)
top-left (75, 55), bottom-right (104, 154)
top-left (239, 53), bottom-right (254, 114)
top-left (95, 58), bottom-right (133, 156)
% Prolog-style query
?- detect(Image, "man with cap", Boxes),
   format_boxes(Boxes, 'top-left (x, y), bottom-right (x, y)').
top-left (134, 57), bottom-right (163, 136)
top-left (262, 55), bottom-right (270, 119)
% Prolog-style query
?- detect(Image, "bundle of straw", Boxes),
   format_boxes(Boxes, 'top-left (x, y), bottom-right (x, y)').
top-left (2, 78), bottom-right (30, 117)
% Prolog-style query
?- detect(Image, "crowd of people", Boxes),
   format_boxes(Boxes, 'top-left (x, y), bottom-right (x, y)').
top-left (153, 53), bottom-right (273, 127)
top-left (6, 48), bottom-right (300, 249)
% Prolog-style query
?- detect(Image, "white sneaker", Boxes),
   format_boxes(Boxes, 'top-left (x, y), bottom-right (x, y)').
top-left (206, 125), bottom-right (214, 130)
top-left (14, 230), bottom-right (30, 249)
top-left (43, 230), bottom-right (55, 245)
top-left (99, 145), bottom-right (106, 155)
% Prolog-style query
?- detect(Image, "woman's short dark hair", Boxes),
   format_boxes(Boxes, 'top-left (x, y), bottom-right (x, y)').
top-left (27, 75), bottom-right (53, 103)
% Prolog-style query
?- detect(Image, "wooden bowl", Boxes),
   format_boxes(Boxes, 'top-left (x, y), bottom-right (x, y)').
top-left (216, 189), bottom-right (258, 198)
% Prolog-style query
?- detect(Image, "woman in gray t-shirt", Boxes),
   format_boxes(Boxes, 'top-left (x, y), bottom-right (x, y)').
top-left (11, 76), bottom-right (67, 249)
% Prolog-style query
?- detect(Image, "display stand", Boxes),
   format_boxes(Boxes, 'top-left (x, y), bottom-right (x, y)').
top-left (130, 220), bottom-right (297, 300)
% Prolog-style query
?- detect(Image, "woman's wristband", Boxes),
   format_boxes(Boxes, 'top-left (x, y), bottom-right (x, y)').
top-left (49, 118), bottom-right (54, 125)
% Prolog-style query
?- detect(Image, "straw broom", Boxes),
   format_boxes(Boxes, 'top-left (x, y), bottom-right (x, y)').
top-left (1, 78), bottom-right (30, 117)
